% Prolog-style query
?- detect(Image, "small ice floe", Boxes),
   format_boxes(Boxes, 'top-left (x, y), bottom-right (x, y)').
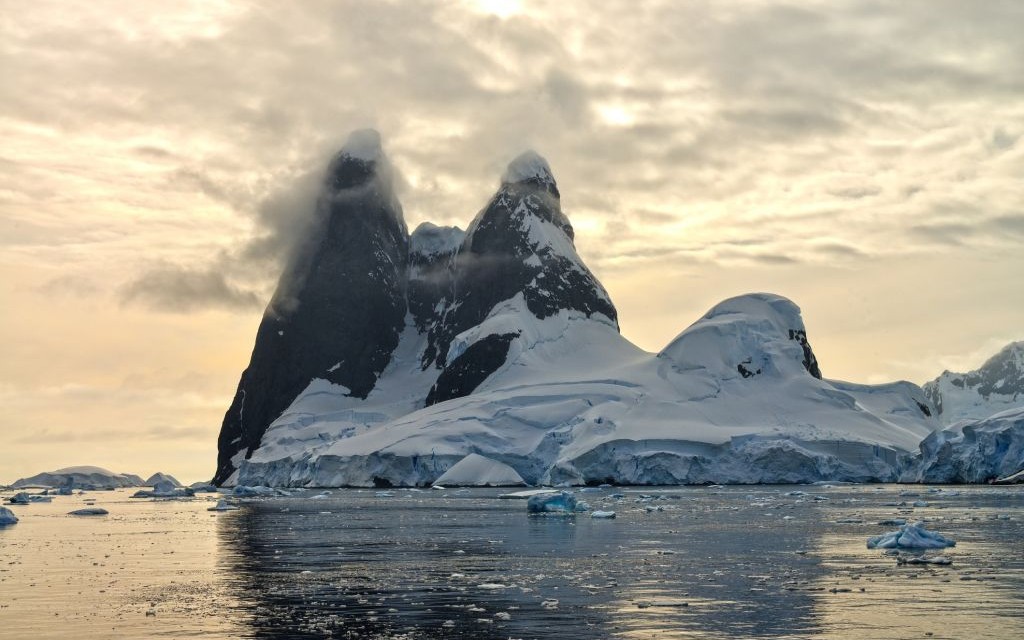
top-left (477, 583), bottom-right (509, 590)
top-left (0, 506), bottom-right (19, 526)
top-left (133, 481), bottom-right (195, 499)
top-left (431, 485), bottom-right (446, 490)
top-left (207, 499), bottom-right (238, 512)
top-left (591, 510), bottom-right (616, 519)
top-left (644, 505), bottom-right (664, 513)
top-left (189, 482), bottom-right (219, 492)
top-left (897, 555), bottom-right (952, 566)
top-left (232, 485), bottom-right (277, 497)
top-left (499, 488), bottom-right (558, 500)
top-left (867, 522), bottom-right (955, 549)
top-left (68, 508), bottom-right (109, 516)
top-left (540, 599), bottom-right (559, 610)
top-left (913, 500), bottom-right (929, 508)
top-left (494, 611), bottom-right (511, 621)
top-left (785, 491), bottom-right (806, 497)
top-left (835, 517), bottom-right (864, 524)
top-left (7, 492), bottom-right (31, 505)
top-left (878, 518), bottom-right (907, 526)
top-left (527, 491), bottom-right (577, 514)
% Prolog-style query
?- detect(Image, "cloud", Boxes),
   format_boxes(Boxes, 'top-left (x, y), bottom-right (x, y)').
top-left (120, 264), bottom-right (263, 312)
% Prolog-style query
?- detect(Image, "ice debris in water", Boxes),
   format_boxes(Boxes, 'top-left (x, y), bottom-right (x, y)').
top-left (867, 521), bottom-right (955, 549)
top-left (0, 506), bottom-right (19, 525)
top-left (68, 508), bottom-right (109, 516)
top-left (591, 510), bottom-right (616, 519)
top-left (527, 491), bottom-right (577, 514)
top-left (233, 485), bottom-right (278, 497)
top-left (7, 492), bottom-right (31, 505)
top-left (207, 499), bottom-right (238, 511)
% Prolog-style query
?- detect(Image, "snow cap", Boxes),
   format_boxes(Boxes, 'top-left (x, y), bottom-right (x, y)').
top-left (339, 128), bottom-right (384, 162)
top-left (502, 150), bottom-right (557, 191)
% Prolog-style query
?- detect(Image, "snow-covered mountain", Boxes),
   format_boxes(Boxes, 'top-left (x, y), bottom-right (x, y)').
top-left (214, 131), bottom-right (950, 487)
top-left (13, 466), bottom-right (145, 489)
top-left (923, 342), bottom-right (1024, 426)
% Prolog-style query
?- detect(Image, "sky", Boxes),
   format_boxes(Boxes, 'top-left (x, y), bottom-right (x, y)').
top-left (2, 0), bottom-right (1022, 484)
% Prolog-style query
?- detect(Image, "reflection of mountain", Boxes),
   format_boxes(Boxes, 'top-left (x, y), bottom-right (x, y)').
top-left (213, 490), bottom-right (829, 639)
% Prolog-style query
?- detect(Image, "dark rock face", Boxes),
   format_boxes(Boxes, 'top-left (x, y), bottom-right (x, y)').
top-left (423, 152), bottom-right (618, 404)
top-left (425, 332), bottom-right (520, 405)
top-left (214, 131), bottom-right (409, 485)
top-left (407, 222), bottom-right (463, 334)
top-left (788, 329), bottom-right (822, 379)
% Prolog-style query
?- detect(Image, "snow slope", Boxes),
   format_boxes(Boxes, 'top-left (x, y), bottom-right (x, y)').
top-left (237, 292), bottom-right (937, 487)
top-left (923, 342), bottom-right (1024, 425)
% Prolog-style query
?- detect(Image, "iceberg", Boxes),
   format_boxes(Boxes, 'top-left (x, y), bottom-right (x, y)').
top-left (433, 453), bottom-right (527, 487)
top-left (7, 492), bottom-right (31, 505)
top-left (68, 508), bottom-right (109, 516)
top-left (0, 506), bottom-right (18, 526)
top-left (527, 491), bottom-right (577, 514)
top-left (866, 521), bottom-right (955, 549)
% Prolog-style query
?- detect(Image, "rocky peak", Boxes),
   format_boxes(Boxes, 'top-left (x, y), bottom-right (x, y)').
top-left (214, 131), bottom-right (410, 485)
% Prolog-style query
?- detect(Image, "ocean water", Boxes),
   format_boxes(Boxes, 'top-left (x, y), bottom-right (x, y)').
top-left (1, 484), bottom-right (1021, 639)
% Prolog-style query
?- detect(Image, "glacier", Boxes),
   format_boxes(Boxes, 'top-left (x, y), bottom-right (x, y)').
top-left (215, 132), bottom-right (1023, 488)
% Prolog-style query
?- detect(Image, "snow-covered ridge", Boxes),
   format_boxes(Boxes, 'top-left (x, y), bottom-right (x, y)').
top-left (501, 150), bottom-right (556, 189)
top-left (924, 341), bottom-right (1024, 425)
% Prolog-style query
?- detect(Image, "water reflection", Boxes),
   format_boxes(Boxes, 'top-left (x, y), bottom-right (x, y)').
top-left (214, 488), bottom-right (835, 638)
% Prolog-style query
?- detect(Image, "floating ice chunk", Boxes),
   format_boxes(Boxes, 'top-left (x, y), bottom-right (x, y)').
top-left (7, 492), bottom-right (30, 505)
top-left (207, 499), bottom-right (238, 512)
top-left (0, 506), bottom-right (18, 525)
top-left (867, 522), bottom-right (955, 549)
top-left (233, 485), bottom-right (277, 497)
top-left (494, 611), bottom-right (511, 621)
top-left (878, 518), bottom-right (907, 526)
top-left (527, 491), bottom-right (577, 514)
top-left (897, 555), bottom-right (952, 565)
top-left (68, 508), bottom-right (109, 516)
top-left (500, 489), bottom-right (559, 500)
top-left (913, 500), bottom-right (928, 507)
top-left (591, 510), bottom-right (616, 519)
top-left (189, 482), bottom-right (219, 492)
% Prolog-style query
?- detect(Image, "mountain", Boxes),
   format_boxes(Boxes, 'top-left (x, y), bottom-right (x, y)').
top-left (214, 132), bottom-right (944, 487)
top-left (13, 466), bottom-right (145, 489)
top-left (923, 341), bottom-right (1024, 425)
top-left (214, 130), bottom-right (409, 485)
top-left (144, 472), bottom-right (182, 487)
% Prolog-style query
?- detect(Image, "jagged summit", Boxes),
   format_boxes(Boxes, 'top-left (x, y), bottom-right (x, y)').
top-left (422, 150), bottom-right (616, 404)
top-left (501, 150), bottom-right (558, 196)
top-left (339, 128), bottom-right (384, 162)
top-left (924, 340), bottom-right (1024, 425)
top-left (214, 132), bottom-right (409, 485)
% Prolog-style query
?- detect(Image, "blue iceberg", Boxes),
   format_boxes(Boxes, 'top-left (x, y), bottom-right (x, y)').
top-left (527, 491), bottom-right (577, 514)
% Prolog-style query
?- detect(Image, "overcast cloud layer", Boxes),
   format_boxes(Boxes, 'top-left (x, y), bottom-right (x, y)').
top-left (2, 0), bottom-right (1022, 482)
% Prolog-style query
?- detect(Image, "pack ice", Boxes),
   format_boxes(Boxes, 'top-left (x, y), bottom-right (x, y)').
top-left (214, 131), bottom-right (1020, 488)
